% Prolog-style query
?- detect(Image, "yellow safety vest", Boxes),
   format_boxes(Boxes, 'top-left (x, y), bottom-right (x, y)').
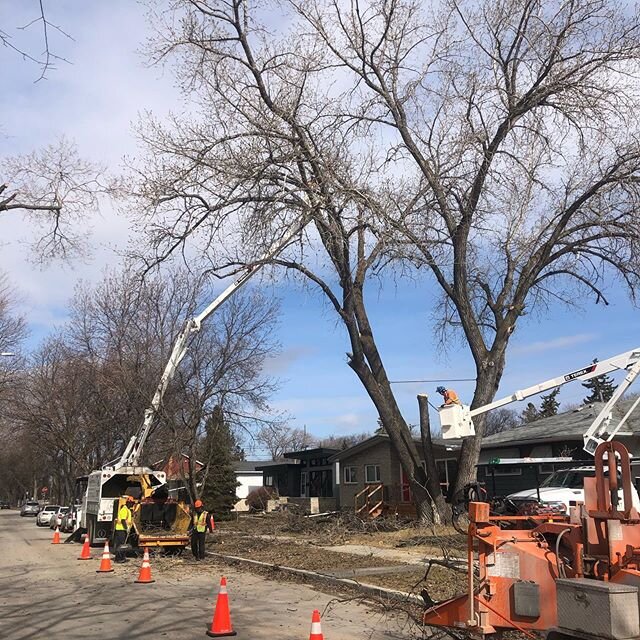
top-left (195, 511), bottom-right (209, 533)
top-left (115, 504), bottom-right (132, 531)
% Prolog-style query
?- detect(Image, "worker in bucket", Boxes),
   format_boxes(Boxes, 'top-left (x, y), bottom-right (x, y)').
top-left (190, 499), bottom-right (214, 561)
top-left (114, 495), bottom-right (135, 563)
top-left (437, 386), bottom-right (461, 407)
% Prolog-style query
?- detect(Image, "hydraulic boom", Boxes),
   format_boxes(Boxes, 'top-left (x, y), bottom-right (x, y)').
top-left (439, 347), bottom-right (640, 455)
top-left (114, 222), bottom-right (306, 469)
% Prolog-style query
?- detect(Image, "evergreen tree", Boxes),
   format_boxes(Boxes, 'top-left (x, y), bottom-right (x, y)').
top-left (539, 387), bottom-right (561, 418)
top-left (199, 407), bottom-right (240, 520)
top-left (582, 360), bottom-right (617, 403)
top-left (520, 402), bottom-right (539, 424)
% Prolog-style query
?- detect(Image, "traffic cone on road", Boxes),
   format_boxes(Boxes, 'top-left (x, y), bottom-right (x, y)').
top-left (134, 547), bottom-right (155, 584)
top-left (78, 535), bottom-right (92, 560)
top-left (96, 540), bottom-right (114, 573)
top-left (206, 576), bottom-right (237, 637)
top-left (51, 526), bottom-right (61, 545)
top-left (309, 609), bottom-right (324, 640)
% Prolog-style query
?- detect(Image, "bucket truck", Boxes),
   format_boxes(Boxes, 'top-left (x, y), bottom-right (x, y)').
top-left (81, 224), bottom-right (305, 547)
top-left (423, 348), bottom-right (640, 639)
top-left (439, 347), bottom-right (640, 455)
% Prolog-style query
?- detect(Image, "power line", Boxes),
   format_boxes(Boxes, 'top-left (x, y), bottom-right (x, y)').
top-left (389, 377), bottom-right (476, 384)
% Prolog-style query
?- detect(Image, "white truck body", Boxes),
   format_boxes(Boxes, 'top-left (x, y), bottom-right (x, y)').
top-left (82, 466), bottom-right (167, 544)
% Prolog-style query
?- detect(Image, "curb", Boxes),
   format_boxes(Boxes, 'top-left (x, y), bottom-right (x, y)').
top-left (206, 551), bottom-right (424, 604)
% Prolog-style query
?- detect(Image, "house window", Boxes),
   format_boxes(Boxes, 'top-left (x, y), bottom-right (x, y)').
top-left (492, 466), bottom-right (522, 477)
top-left (539, 464), bottom-right (554, 475)
top-left (264, 474), bottom-right (274, 486)
top-left (300, 471), bottom-right (307, 497)
top-left (436, 458), bottom-right (459, 490)
top-left (344, 466), bottom-right (358, 484)
top-left (365, 465), bottom-right (381, 483)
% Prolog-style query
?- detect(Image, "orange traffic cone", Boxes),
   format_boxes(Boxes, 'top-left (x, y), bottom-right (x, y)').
top-left (210, 514), bottom-right (215, 531)
top-left (206, 576), bottom-right (237, 637)
top-left (134, 547), bottom-right (155, 584)
top-left (78, 535), bottom-right (92, 560)
top-left (51, 526), bottom-right (61, 545)
top-left (96, 540), bottom-right (114, 573)
top-left (309, 610), bottom-right (324, 640)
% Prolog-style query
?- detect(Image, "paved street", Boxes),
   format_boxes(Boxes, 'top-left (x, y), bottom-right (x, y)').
top-left (0, 511), bottom-right (415, 639)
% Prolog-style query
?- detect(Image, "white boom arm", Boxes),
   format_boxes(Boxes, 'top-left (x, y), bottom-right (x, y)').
top-left (115, 223), bottom-right (305, 469)
top-left (439, 348), bottom-right (640, 456)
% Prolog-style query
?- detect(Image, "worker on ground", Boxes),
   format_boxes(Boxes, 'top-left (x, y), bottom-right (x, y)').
top-left (190, 499), bottom-right (214, 561)
top-left (437, 386), bottom-right (461, 407)
top-left (114, 496), bottom-right (134, 563)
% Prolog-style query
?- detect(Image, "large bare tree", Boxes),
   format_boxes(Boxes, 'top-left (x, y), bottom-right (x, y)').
top-left (8, 265), bottom-right (280, 503)
top-left (130, 0), bottom-right (640, 520)
top-left (1, 139), bottom-right (103, 261)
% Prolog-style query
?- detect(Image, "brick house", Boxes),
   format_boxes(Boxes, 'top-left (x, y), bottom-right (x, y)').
top-left (331, 399), bottom-right (640, 511)
top-left (330, 434), bottom-right (460, 512)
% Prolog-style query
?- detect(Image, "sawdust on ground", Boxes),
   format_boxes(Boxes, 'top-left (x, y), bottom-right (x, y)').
top-left (209, 516), bottom-right (468, 602)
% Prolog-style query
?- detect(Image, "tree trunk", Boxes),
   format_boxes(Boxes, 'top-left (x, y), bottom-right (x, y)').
top-left (418, 394), bottom-right (451, 524)
top-left (342, 289), bottom-right (452, 524)
top-left (451, 359), bottom-right (505, 495)
top-left (345, 351), bottom-right (436, 522)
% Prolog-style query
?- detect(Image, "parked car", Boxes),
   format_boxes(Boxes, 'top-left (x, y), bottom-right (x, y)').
top-left (36, 504), bottom-right (60, 526)
top-left (49, 506), bottom-right (70, 529)
top-left (60, 507), bottom-right (76, 532)
top-left (507, 466), bottom-right (640, 515)
top-left (20, 501), bottom-right (41, 517)
top-left (0, 500), bottom-right (10, 509)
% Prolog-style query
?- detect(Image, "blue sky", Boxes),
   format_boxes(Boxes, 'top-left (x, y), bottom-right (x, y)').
top-left (1, 1), bottom-right (638, 456)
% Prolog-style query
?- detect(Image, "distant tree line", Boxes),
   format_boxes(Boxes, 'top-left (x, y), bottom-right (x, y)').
top-left (0, 266), bottom-right (280, 513)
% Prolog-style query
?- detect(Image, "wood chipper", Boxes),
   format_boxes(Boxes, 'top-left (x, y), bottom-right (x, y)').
top-left (84, 468), bottom-right (191, 549)
top-left (424, 441), bottom-right (640, 640)
top-left (425, 348), bottom-right (640, 640)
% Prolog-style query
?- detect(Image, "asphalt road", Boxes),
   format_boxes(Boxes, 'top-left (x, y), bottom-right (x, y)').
top-left (0, 510), bottom-right (415, 639)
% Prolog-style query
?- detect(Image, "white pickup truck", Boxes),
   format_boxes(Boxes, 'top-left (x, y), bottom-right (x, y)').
top-left (508, 465), bottom-right (640, 514)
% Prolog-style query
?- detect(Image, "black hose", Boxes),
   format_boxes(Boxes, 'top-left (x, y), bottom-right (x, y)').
top-left (556, 528), bottom-right (571, 579)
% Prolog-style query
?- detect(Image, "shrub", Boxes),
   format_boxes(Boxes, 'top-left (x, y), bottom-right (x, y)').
top-left (245, 486), bottom-right (278, 512)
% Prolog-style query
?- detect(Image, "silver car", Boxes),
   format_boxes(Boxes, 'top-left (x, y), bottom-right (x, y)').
top-left (20, 501), bottom-right (40, 517)
top-left (49, 506), bottom-right (69, 529)
top-left (60, 507), bottom-right (76, 532)
top-left (36, 504), bottom-right (60, 526)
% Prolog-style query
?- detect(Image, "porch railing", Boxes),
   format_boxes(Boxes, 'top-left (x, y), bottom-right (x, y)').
top-left (354, 483), bottom-right (384, 519)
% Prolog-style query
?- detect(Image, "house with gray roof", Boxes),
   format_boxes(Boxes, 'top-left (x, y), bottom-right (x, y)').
top-left (478, 399), bottom-right (640, 495)
top-left (330, 398), bottom-right (640, 511)
top-left (329, 434), bottom-right (461, 514)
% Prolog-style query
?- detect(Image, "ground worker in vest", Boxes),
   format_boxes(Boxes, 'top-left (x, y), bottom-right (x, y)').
top-left (114, 496), bottom-right (134, 563)
top-left (437, 386), bottom-right (461, 407)
top-left (190, 499), bottom-right (213, 561)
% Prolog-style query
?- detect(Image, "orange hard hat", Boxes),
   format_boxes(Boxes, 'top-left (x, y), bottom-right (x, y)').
top-left (194, 499), bottom-right (203, 508)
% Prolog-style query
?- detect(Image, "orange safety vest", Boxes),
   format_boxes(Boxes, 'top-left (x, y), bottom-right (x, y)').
top-left (444, 389), bottom-right (461, 405)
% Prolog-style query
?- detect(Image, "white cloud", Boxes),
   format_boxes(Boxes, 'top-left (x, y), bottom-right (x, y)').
top-left (263, 346), bottom-right (317, 374)
top-left (512, 333), bottom-right (597, 355)
top-left (334, 412), bottom-right (363, 428)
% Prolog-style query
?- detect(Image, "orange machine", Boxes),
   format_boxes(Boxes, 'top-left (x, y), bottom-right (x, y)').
top-left (424, 441), bottom-right (640, 640)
